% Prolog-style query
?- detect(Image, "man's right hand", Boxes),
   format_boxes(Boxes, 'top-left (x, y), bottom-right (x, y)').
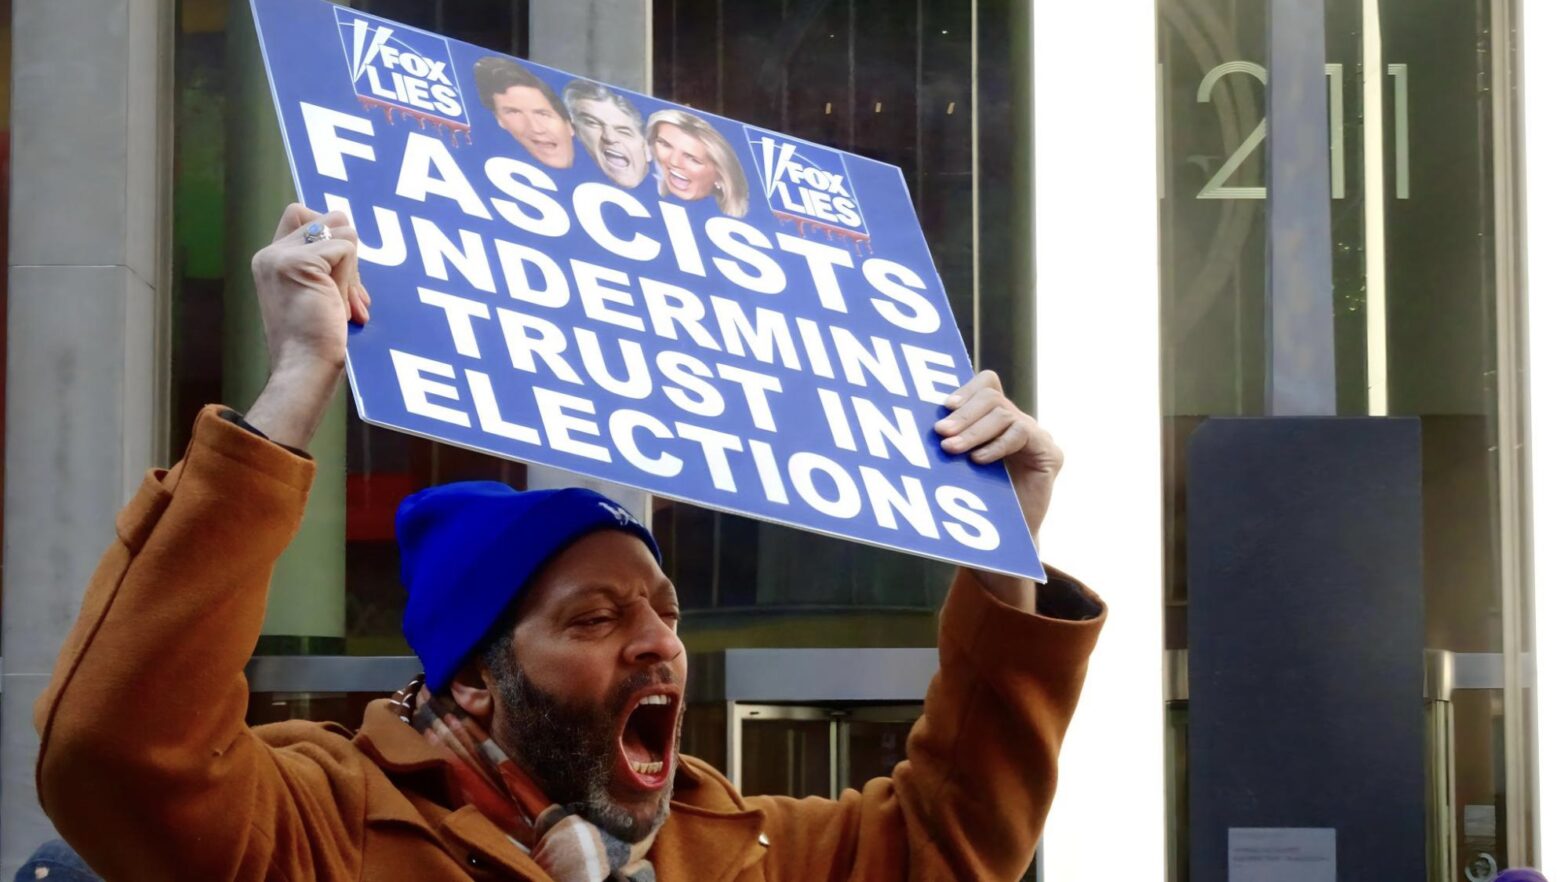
top-left (243, 204), bottom-right (370, 451)
top-left (251, 203), bottom-right (369, 372)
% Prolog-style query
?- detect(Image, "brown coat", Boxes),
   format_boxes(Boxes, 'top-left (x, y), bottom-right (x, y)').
top-left (35, 406), bottom-right (1104, 881)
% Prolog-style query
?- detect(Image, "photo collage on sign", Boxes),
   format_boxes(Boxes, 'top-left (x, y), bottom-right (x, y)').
top-left (472, 58), bottom-right (749, 218)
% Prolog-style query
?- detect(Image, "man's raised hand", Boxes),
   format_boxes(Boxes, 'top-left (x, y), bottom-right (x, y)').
top-left (933, 370), bottom-right (1063, 606)
top-left (249, 203), bottom-right (370, 377)
top-left (243, 204), bottom-right (370, 451)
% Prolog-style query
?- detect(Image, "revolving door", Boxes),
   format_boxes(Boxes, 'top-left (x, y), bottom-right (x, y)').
top-left (680, 648), bottom-right (936, 797)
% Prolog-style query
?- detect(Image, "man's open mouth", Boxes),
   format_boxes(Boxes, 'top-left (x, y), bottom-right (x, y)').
top-left (530, 137), bottom-right (559, 152)
top-left (601, 146), bottom-right (631, 169)
top-left (616, 689), bottom-right (680, 790)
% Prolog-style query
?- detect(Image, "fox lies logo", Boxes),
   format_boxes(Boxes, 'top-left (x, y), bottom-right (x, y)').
top-left (335, 9), bottom-right (469, 134)
top-left (746, 127), bottom-right (869, 243)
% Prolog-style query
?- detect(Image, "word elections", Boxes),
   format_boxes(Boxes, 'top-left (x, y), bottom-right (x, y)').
top-left (301, 103), bottom-right (1001, 551)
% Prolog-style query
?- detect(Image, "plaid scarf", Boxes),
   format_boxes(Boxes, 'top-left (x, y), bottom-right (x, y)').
top-left (394, 678), bottom-right (657, 882)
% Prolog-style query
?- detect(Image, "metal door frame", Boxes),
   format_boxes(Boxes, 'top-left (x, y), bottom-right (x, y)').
top-left (724, 702), bottom-right (925, 796)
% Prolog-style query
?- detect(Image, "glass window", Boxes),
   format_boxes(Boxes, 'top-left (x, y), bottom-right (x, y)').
top-left (1159, 0), bottom-right (1537, 876)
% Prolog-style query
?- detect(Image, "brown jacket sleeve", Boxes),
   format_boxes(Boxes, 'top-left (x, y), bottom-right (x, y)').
top-left (33, 405), bottom-right (366, 882)
top-left (745, 568), bottom-right (1105, 881)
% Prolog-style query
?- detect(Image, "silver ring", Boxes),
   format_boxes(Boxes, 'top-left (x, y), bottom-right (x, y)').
top-left (303, 222), bottom-right (332, 244)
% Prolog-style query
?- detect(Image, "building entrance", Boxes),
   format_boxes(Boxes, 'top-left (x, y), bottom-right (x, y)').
top-left (678, 647), bottom-right (1045, 881)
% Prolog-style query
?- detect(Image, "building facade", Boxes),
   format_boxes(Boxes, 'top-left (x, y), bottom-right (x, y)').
top-left (2, 1), bottom-right (1562, 879)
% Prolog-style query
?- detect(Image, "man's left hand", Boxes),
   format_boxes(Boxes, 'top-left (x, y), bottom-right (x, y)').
top-left (934, 370), bottom-right (1063, 607)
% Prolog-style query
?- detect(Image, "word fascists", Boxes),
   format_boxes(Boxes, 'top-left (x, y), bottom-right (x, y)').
top-left (301, 103), bottom-right (941, 336)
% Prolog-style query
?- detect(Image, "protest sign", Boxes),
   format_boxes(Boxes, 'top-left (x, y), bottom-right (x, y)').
top-left (249, 0), bottom-right (1044, 580)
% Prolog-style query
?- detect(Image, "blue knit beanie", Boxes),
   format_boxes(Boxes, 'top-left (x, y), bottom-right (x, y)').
top-left (397, 482), bottom-right (662, 690)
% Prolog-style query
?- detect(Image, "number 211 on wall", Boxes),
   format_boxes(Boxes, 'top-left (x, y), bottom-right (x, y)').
top-left (1163, 62), bottom-right (1412, 201)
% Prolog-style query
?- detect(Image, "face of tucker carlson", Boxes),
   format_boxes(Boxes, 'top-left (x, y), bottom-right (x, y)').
top-left (475, 529), bottom-right (686, 842)
top-left (490, 84), bottom-right (576, 170)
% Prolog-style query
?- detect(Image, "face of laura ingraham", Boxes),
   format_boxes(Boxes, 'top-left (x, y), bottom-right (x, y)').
top-left (651, 123), bottom-right (719, 201)
top-left (574, 98), bottom-right (649, 189)
top-left (491, 85), bottom-right (575, 169)
top-left (483, 531), bottom-right (686, 843)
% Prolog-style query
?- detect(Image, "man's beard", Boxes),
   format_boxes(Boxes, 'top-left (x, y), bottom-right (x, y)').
top-left (486, 651), bottom-right (682, 843)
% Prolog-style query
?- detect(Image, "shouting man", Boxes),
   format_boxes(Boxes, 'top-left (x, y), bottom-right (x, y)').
top-left (34, 206), bottom-right (1105, 881)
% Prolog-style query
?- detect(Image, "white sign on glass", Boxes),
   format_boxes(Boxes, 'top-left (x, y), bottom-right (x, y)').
top-left (1227, 827), bottom-right (1336, 882)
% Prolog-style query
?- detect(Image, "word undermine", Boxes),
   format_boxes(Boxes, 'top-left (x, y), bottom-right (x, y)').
top-left (254, 0), bottom-right (1040, 578)
top-left (309, 106), bottom-right (996, 550)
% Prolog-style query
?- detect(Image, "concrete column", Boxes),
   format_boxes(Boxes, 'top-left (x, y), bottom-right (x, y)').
top-left (529, 0), bottom-right (651, 93)
top-left (528, 0), bottom-right (654, 522)
top-left (225, 0), bottom-right (347, 652)
top-left (2, 0), bottom-right (173, 875)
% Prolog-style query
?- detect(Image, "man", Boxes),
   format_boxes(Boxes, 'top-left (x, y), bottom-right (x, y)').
top-left (34, 205), bottom-right (1105, 881)
top-left (475, 57), bottom-right (575, 169)
top-left (564, 79), bottom-right (651, 189)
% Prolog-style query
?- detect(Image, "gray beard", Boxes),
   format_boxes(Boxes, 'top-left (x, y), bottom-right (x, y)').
top-left (486, 650), bottom-right (682, 843)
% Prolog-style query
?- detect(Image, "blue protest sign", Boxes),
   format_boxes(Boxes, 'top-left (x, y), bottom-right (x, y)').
top-left (250, 0), bottom-right (1044, 581)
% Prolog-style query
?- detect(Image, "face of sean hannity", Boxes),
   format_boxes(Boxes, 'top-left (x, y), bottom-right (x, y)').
top-left (491, 85), bottom-right (575, 169)
top-left (573, 97), bottom-right (650, 188)
top-left (479, 531), bottom-right (686, 843)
